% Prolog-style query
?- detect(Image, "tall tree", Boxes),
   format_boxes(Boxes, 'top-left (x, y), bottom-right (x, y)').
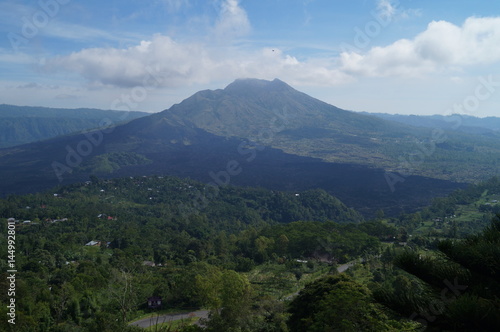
top-left (288, 274), bottom-right (419, 331)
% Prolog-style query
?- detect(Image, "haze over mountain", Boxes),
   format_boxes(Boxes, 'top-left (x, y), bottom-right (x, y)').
top-left (0, 104), bottom-right (148, 148)
top-left (3, 78), bottom-right (498, 216)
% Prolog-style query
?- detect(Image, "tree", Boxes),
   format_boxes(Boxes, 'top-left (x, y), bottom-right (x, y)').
top-left (195, 267), bottom-right (252, 331)
top-left (276, 234), bottom-right (290, 256)
top-left (386, 215), bottom-right (500, 330)
top-left (288, 274), bottom-right (420, 332)
top-left (108, 269), bottom-right (137, 324)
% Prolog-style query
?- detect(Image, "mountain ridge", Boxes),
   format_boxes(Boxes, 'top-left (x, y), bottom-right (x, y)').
top-left (0, 104), bottom-right (148, 148)
top-left (362, 112), bottom-right (500, 134)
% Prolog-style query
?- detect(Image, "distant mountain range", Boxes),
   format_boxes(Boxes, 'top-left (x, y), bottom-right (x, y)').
top-left (3, 79), bottom-right (500, 216)
top-left (363, 112), bottom-right (500, 135)
top-left (0, 104), bottom-right (148, 148)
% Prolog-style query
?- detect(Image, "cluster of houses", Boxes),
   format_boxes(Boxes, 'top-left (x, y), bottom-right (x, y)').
top-left (7, 217), bottom-right (31, 225)
top-left (84, 240), bottom-right (112, 247)
top-left (97, 214), bottom-right (117, 220)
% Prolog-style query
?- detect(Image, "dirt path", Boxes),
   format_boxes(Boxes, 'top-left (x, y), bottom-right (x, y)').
top-left (129, 310), bottom-right (209, 329)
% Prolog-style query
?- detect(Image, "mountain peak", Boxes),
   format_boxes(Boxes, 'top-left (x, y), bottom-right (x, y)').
top-left (224, 78), bottom-right (293, 93)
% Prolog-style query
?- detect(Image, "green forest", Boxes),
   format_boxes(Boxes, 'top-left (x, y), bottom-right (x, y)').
top-left (1, 175), bottom-right (499, 331)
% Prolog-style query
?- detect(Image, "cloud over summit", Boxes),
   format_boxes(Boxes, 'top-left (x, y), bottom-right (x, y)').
top-left (46, 13), bottom-right (500, 89)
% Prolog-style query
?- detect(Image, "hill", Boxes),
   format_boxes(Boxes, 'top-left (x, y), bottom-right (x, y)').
top-left (0, 104), bottom-right (148, 148)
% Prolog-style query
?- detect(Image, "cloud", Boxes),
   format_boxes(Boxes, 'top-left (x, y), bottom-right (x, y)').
top-left (42, 1), bottom-right (500, 91)
top-left (42, 0), bottom-right (349, 88)
top-left (213, 0), bottom-right (251, 40)
top-left (376, 0), bottom-right (421, 21)
top-left (44, 35), bottom-right (209, 88)
top-left (376, 0), bottom-right (396, 20)
top-left (340, 16), bottom-right (500, 77)
top-left (44, 34), bottom-right (350, 88)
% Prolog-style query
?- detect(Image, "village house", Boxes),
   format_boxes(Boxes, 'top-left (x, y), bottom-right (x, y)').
top-left (147, 296), bottom-right (162, 309)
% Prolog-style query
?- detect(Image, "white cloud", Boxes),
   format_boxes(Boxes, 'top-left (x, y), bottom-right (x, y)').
top-left (213, 0), bottom-right (251, 40)
top-left (41, 2), bottom-right (500, 93)
top-left (376, 0), bottom-right (421, 21)
top-left (42, 0), bottom-right (349, 89)
top-left (376, 0), bottom-right (396, 20)
top-left (44, 35), bottom-right (210, 87)
top-left (44, 35), bottom-right (350, 89)
top-left (340, 16), bottom-right (500, 78)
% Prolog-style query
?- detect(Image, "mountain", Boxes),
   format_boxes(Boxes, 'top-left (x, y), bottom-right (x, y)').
top-left (363, 112), bottom-right (500, 135)
top-left (162, 79), bottom-right (416, 165)
top-left (155, 79), bottom-right (500, 182)
top-left (0, 104), bottom-right (149, 148)
top-left (0, 79), bottom-right (486, 217)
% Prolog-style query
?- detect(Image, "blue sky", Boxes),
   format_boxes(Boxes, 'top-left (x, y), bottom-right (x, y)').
top-left (1, 0), bottom-right (500, 117)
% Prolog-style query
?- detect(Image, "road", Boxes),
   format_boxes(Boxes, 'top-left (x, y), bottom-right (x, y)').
top-left (130, 259), bottom-right (360, 329)
top-left (282, 259), bottom-right (361, 301)
top-left (336, 260), bottom-right (358, 273)
top-left (129, 310), bottom-right (209, 329)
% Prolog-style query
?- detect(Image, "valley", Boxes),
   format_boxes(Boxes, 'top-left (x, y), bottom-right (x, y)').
top-left (1, 79), bottom-right (499, 331)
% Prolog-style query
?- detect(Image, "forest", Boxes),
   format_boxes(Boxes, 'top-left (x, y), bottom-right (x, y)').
top-left (0, 175), bottom-right (499, 331)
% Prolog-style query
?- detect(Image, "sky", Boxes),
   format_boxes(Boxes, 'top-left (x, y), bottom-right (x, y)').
top-left (1, 0), bottom-right (500, 117)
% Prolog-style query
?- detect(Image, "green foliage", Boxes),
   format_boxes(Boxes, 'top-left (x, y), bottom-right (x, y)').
top-left (288, 274), bottom-right (420, 331)
top-left (394, 176), bottom-right (500, 237)
top-left (384, 215), bottom-right (500, 330)
top-left (439, 216), bottom-right (500, 278)
top-left (0, 175), bottom-right (382, 331)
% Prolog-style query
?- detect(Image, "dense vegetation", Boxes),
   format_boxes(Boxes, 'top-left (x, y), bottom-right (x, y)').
top-left (388, 176), bottom-right (500, 238)
top-left (374, 216), bottom-right (500, 331)
top-left (0, 175), bottom-right (379, 331)
top-left (1, 175), bottom-right (499, 331)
